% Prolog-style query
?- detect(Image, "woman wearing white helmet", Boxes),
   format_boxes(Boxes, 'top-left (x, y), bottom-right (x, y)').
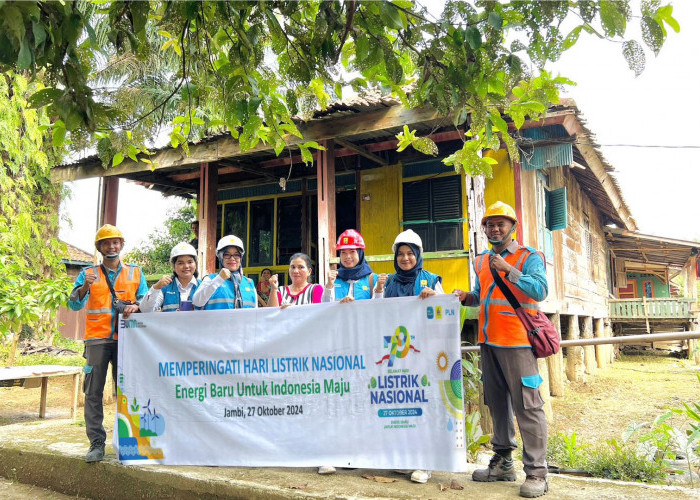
top-left (140, 242), bottom-right (200, 312)
top-left (192, 235), bottom-right (258, 309)
top-left (380, 229), bottom-right (443, 300)
top-left (383, 230), bottom-right (443, 484)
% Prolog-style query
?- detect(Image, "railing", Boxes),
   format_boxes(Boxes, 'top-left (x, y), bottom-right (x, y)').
top-left (608, 297), bottom-right (697, 320)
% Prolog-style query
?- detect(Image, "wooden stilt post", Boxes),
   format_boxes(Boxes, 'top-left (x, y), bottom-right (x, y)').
top-left (316, 140), bottom-right (336, 287)
top-left (100, 177), bottom-right (119, 226)
top-left (547, 313), bottom-right (565, 396)
top-left (566, 315), bottom-right (584, 382)
top-left (199, 162), bottom-right (218, 275)
top-left (606, 320), bottom-right (616, 365)
top-left (582, 316), bottom-right (596, 375)
top-left (594, 318), bottom-right (606, 369)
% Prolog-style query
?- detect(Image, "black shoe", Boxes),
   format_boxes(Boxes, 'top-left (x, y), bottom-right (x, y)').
top-left (472, 453), bottom-right (517, 482)
top-left (85, 441), bottom-right (105, 463)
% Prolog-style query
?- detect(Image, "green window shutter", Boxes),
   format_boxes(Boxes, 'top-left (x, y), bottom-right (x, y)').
top-left (403, 181), bottom-right (431, 222)
top-left (431, 176), bottom-right (462, 221)
top-left (547, 187), bottom-right (568, 231)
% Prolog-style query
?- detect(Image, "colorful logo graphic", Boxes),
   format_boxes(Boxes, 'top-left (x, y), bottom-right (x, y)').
top-left (436, 306), bottom-right (443, 319)
top-left (117, 386), bottom-right (165, 461)
top-left (437, 352), bottom-right (465, 448)
top-left (427, 307), bottom-right (434, 319)
top-left (376, 325), bottom-right (421, 366)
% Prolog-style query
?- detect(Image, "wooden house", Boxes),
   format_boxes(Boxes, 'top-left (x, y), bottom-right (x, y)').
top-left (52, 94), bottom-right (699, 368)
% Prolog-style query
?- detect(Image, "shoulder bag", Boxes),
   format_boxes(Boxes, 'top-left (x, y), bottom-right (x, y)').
top-left (489, 263), bottom-right (560, 358)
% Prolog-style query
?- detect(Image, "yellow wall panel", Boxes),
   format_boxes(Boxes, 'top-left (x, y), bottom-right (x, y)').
top-left (360, 164), bottom-right (402, 254)
top-left (484, 149), bottom-right (515, 209)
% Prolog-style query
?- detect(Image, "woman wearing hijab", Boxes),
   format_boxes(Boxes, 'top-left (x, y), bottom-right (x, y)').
top-left (192, 235), bottom-right (258, 309)
top-left (380, 229), bottom-right (443, 484)
top-left (140, 242), bottom-right (200, 312)
top-left (380, 229), bottom-right (443, 300)
top-left (324, 229), bottom-right (387, 302)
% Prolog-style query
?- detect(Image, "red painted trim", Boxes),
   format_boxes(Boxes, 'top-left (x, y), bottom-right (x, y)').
top-left (513, 161), bottom-right (524, 246)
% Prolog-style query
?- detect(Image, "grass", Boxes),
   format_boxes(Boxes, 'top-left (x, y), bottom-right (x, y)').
top-left (0, 336), bottom-right (84, 367)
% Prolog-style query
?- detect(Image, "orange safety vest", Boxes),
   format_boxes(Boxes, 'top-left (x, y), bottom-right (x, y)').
top-left (474, 247), bottom-right (543, 347)
top-left (85, 264), bottom-right (142, 341)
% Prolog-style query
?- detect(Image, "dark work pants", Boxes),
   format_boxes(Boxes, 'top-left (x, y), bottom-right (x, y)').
top-left (480, 343), bottom-right (548, 478)
top-left (83, 342), bottom-right (118, 445)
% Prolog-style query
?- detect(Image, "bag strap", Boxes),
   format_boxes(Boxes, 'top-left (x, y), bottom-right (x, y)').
top-left (100, 264), bottom-right (119, 302)
top-left (489, 259), bottom-right (522, 312)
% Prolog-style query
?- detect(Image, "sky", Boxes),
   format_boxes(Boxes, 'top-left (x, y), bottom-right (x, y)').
top-left (59, 0), bottom-right (700, 255)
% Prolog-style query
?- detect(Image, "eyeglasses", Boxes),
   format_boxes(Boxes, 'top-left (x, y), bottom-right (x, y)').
top-left (223, 253), bottom-right (242, 260)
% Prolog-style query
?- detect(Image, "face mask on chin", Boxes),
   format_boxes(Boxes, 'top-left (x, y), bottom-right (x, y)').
top-left (104, 253), bottom-right (120, 259)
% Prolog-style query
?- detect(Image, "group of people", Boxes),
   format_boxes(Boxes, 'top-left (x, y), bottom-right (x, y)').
top-left (69, 201), bottom-right (550, 498)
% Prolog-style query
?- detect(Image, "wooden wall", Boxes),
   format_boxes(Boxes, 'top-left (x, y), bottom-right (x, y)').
top-left (505, 165), bottom-right (610, 317)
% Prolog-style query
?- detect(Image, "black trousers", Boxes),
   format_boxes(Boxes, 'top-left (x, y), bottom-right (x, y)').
top-left (83, 342), bottom-right (118, 445)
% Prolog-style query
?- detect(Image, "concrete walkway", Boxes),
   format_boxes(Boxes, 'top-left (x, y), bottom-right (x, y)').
top-left (0, 418), bottom-right (698, 499)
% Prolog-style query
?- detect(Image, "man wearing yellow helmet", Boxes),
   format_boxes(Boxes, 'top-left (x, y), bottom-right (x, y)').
top-left (68, 224), bottom-right (148, 463)
top-left (454, 202), bottom-right (550, 498)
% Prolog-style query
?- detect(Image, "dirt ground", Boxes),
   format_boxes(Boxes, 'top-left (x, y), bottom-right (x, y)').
top-left (2, 352), bottom-right (699, 448)
top-left (548, 351), bottom-right (700, 445)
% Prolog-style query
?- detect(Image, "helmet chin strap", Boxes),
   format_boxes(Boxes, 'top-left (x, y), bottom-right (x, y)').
top-left (487, 222), bottom-right (518, 246)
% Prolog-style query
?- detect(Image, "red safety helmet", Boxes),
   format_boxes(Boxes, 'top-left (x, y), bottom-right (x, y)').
top-left (336, 229), bottom-right (365, 250)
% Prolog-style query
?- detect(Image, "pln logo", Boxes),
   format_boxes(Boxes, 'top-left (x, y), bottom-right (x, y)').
top-left (427, 306), bottom-right (443, 319)
top-left (376, 326), bottom-right (421, 367)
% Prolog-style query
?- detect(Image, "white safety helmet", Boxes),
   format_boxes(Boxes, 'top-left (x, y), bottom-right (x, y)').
top-left (170, 242), bottom-right (197, 264)
top-left (216, 235), bottom-right (245, 255)
top-left (392, 229), bottom-right (423, 254)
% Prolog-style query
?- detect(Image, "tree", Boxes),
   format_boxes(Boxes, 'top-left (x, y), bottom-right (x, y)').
top-left (0, 72), bottom-right (71, 362)
top-left (0, 1), bottom-right (680, 175)
top-left (124, 201), bottom-right (196, 276)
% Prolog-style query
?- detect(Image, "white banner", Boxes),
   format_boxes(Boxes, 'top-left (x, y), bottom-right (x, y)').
top-left (115, 295), bottom-right (467, 471)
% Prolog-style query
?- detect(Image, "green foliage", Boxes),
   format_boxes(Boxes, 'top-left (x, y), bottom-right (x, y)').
top-left (0, 72), bottom-right (70, 353)
top-left (461, 351), bottom-right (482, 404)
top-left (0, 1), bottom-right (679, 176)
top-left (585, 439), bottom-right (667, 483)
top-left (547, 431), bottom-right (590, 469)
top-left (464, 410), bottom-right (490, 462)
top-left (124, 201), bottom-right (195, 275)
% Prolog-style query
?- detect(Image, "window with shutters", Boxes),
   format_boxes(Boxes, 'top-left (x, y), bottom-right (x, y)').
top-left (402, 175), bottom-right (463, 252)
top-left (536, 172), bottom-right (554, 262)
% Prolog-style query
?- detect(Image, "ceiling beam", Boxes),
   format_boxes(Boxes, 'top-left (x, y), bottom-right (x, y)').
top-left (334, 138), bottom-right (388, 166)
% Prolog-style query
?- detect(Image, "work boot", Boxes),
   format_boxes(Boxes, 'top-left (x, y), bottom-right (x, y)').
top-left (472, 453), bottom-right (517, 482)
top-left (85, 441), bottom-right (105, 463)
top-left (519, 475), bottom-right (548, 498)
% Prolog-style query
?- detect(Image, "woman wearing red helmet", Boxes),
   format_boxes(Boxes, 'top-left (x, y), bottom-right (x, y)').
top-left (324, 229), bottom-right (387, 303)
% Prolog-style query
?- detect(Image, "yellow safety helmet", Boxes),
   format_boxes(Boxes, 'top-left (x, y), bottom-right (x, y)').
top-left (481, 201), bottom-right (517, 226)
top-left (95, 224), bottom-right (124, 245)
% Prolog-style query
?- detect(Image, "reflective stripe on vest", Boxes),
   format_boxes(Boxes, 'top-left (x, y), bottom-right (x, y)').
top-left (477, 247), bottom-right (541, 347)
top-left (333, 274), bottom-right (375, 301)
top-left (203, 274), bottom-right (257, 310)
top-left (160, 279), bottom-right (199, 312)
top-left (85, 264), bottom-right (142, 341)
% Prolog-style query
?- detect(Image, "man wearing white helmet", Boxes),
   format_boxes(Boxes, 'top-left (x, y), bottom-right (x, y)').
top-left (192, 235), bottom-right (258, 309)
top-left (140, 242), bottom-right (200, 312)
